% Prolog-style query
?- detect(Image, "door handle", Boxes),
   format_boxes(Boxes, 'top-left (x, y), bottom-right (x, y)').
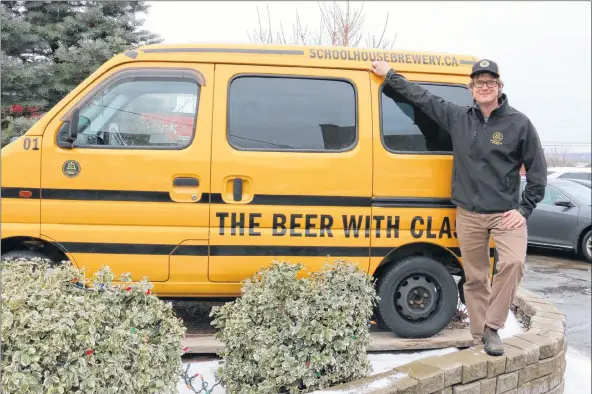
top-left (170, 176), bottom-right (201, 203)
top-left (173, 177), bottom-right (199, 187)
top-left (233, 178), bottom-right (243, 201)
top-left (223, 176), bottom-right (252, 203)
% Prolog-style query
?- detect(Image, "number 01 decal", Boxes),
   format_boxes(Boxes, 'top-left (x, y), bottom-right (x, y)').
top-left (23, 137), bottom-right (40, 150)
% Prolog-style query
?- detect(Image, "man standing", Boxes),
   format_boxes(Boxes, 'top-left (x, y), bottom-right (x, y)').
top-left (370, 59), bottom-right (547, 356)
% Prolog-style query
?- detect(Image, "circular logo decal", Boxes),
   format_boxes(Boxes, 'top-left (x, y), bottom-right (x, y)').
top-left (62, 160), bottom-right (81, 178)
top-left (492, 132), bottom-right (503, 142)
top-left (480, 60), bottom-right (490, 67)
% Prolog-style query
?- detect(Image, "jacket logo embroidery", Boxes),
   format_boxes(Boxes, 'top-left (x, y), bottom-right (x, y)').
top-left (490, 132), bottom-right (503, 145)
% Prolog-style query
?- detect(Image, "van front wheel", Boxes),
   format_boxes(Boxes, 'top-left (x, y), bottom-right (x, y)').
top-left (377, 256), bottom-right (458, 338)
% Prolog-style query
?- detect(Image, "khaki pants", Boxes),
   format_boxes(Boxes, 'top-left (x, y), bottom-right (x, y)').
top-left (456, 206), bottom-right (527, 343)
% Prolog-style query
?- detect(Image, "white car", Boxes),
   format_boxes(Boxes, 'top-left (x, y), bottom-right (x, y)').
top-left (547, 167), bottom-right (591, 181)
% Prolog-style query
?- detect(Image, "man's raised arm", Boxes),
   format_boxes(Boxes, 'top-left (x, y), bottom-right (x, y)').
top-left (370, 60), bottom-right (466, 133)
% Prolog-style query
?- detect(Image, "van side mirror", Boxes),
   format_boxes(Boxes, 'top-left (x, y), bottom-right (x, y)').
top-left (554, 199), bottom-right (574, 207)
top-left (66, 107), bottom-right (80, 144)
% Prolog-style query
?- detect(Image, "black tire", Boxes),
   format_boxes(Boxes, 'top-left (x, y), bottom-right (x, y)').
top-left (581, 230), bottom-right (592, 263)
top-left (377, 255), bottom-right (458, 338)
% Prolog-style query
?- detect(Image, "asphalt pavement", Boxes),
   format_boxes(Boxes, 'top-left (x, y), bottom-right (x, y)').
top-left (521, 247), bottom-right (591, 358)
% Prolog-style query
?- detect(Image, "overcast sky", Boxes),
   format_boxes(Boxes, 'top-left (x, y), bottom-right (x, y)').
top-left (143, 1), bottom-right (591, 152)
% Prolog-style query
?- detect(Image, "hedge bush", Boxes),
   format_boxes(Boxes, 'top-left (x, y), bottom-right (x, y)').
top-left (1, 257), bottom-right (186, 394)
top-left (210, 260), bottom-right (379, 394)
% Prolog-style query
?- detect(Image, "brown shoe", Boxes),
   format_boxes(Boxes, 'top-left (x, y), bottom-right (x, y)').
top-left (482, 326), bottom-right (504, 356)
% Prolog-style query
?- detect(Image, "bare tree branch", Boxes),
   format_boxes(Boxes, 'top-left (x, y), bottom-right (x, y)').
top-left (544, 147), bottom-right (577, 167)
top-left (247, 1), bottom-right (396, 49)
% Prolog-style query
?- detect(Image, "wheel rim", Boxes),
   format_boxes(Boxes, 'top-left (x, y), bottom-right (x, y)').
top-left (394, 274), bottom-right (441, 321)
top-left (586, 236), bottom-right (592, 257)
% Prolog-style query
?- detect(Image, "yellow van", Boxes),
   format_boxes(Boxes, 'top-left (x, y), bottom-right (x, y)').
top-left (0, 43), bottom-right (495, 338)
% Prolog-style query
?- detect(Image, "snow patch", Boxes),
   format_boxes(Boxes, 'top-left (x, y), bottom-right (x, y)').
top-left (312, 372), bottom-right (408, 394)
top-left (367, 347), bottom-right (458, 375)
top-left (498, 310), bottom-right (525, 338)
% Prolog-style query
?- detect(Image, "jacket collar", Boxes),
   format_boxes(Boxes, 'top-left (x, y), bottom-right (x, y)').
top-left (470, 93), bottom-right (509, 120)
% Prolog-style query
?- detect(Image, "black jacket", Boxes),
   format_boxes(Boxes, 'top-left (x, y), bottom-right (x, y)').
top-left (384, 70), bottom-right (547, 219)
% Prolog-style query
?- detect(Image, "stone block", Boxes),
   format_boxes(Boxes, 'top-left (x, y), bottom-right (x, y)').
top-left (561, 356), bottom-right (566, 376)
top-left (534, 311), bottom-right (567, 325)
top-left (446, 349), bottom-right (488, 384)
top-left (525, 328), bottom-right (565, 353)
top-left (530, 315), bottom-right (565, 329)
top-left (395, 362), bottom-right (444, 393)
top-left (452, 381), bottom-right (480, 394)
top-left (417, 355), bottom-right (462, 386)
top-left (393, 375), bottom-right (421, 394)
top-left (529, 319), bottom-right (565, 334)
top-left (548, 367), bottom-right (563, 389)
top-left (530, 375), bottom-right (550, 394)
top-left (517, 363), bottom-right (538, 385)
top-left (501, 344), bottom-right (527, 373)
top-left (516, 381), bottom-right (531, 394)
top-left (524, 302), bottom-right (562, 317)
top-left (496, 372), bottom-right (518, 393)
top-left (503, 337), bottom-right (540, 364)
top-left (480, 377), bottom-right (496, 394)
top-left (516, 332), bottom-right (560, 359)
top-left (546, 380), bottom-right (564, 394)
top-left (434, 388), bottom-right (452, 394)
top-left (498, 390), bottom-right (516, 394)
top-left (535, 351), bottom-right (561, 378)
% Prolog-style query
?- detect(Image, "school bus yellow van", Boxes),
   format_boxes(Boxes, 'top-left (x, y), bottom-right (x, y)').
top-left (0, 43), bottom-right (495, 338)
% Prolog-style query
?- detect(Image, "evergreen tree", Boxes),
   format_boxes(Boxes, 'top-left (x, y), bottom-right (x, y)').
top-left (0, 1), bottom-right (162, 111)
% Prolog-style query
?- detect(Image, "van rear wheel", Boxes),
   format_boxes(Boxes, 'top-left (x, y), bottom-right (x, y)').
top-left (377, 255), bottom-right (458, 338)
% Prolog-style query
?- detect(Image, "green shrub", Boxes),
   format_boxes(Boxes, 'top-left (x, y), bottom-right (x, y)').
top-left (1, 116), bottom-right (40, 147)
top-left (1, 257), bottom-right (186, 394)
top-left (210, 261), bottom-right (379, 394)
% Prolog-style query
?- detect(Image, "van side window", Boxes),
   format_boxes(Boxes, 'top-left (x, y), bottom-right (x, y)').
top-left (227, 76), bottom-right (356, 151)
top-left (380, 83), bottom-right (473, 153)
top-left (59, 72), bottom-right (199, 149)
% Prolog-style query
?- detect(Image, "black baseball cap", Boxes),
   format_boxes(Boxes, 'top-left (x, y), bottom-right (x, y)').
top-left (470, 59), bottom-right (500, 78)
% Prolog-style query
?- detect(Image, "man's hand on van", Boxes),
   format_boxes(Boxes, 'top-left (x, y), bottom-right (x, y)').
top-left (370, 61), bottom-right (392, 77)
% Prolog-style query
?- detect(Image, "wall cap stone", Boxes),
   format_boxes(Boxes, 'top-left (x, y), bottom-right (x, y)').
top-left (323, 287), bottom-right (567, 394)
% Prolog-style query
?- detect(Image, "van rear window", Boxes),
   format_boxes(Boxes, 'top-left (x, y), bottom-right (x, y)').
top-left (380, 83), bottom-right (473, 153)
top-left (228, 76), bottom-right (357, 152)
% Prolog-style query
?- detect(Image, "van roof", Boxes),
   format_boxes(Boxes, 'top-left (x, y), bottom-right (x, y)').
top-left (119, 43), bottom-right (477, 76)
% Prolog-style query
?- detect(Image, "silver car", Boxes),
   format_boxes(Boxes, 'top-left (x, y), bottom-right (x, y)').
top-left (520, 178), bottom-right (592, 262)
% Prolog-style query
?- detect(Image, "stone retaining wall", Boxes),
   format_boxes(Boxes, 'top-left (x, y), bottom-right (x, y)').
top-left (325, 288), bottom-right (567, 393)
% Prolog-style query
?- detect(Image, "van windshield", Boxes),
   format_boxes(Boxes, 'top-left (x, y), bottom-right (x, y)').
top-left (381, 83), bottom-right (474, 153)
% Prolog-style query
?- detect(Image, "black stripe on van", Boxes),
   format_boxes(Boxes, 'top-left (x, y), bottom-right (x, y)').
top-left (141, 48), bottom-right (305, 55)
top-left (1, 187), bottom-right (41, 199)
top-left (209, 245), bottom-right (370, 257)
top-left (53, 241), bottom-right (495, 259)
top-left (373, 197), bottom-right (455, 208)
top-left (3, 186), bottom-right (456, 209)
top-left (59, 242), bottom-right (209, 256)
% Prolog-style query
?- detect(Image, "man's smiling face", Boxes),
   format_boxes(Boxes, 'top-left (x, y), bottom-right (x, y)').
top-left (471, 72), bottom-right (501, 106)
